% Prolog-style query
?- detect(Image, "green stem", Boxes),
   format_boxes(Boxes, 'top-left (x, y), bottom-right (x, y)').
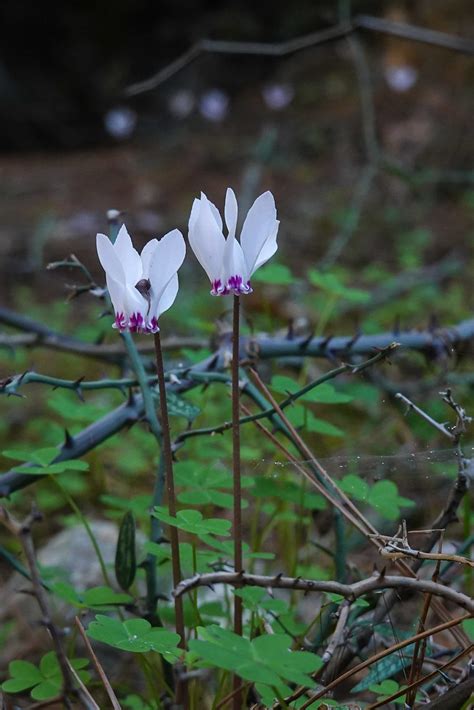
top-left (153, 332), bottom-right (185, 647)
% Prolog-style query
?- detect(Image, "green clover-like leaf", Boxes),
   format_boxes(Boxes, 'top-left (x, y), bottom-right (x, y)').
top-left (87, 615), bottom-right (181, 657)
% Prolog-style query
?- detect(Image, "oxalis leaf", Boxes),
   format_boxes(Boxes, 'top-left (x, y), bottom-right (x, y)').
top-left (1, 652), bottom-right (90, 700)
top-left (87, 615), bottom-right (181, 658)
top-left (51, 582), bottom-right (133, 610)
top-left (3, 446), bottom-right (89, 475)
top-left (152, 507), bottom-right (231, 537)
top-left (189, 626), bottom-right (322, 692)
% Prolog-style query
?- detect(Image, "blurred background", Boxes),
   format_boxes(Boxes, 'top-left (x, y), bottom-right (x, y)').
top-left (0, 0), bottom-right (473, 310)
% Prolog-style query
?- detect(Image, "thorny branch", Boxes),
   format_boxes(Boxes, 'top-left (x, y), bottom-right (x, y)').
top-left (1, 305), bottom-right (473, 364)
top-left (173, 570), bottom-right (474, 612)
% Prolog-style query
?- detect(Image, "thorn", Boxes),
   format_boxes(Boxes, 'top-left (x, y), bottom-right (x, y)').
top-left (126, 389), bottom-right (136, 407)
top-left (298, 330), bottom-right (316, 351)
top-left (378, 566), bottom-right (386, 579)
top-left (63, 429), bottom-right (75, 449)
top-left (346, 330), bottom-right (361, 350)
top-left (18, 370), bottom-right (30, 385)
top-left (321, 334), bottom-right (334, 351)
top-left (94, 332), bottom-right (106, 345)
top-left (286, 320), bottom-right (295, 340)
top-left (73, 377), bottom-right (85, 402)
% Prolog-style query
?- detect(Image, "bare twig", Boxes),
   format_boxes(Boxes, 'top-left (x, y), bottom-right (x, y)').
top-left (371, 530), bottom-right (474, 568)
top-left (395, 392), bottom-right (456, 440)
top-left (0, 507), bottom-right (99, 710)
top-left (174, 570), bottom-right (474, 612)
top-left (124, 15), bottom-right (474, 97)
top-left (74, 616), bottom-right (122, 710)
top-left (321, 601), bottom-right (351, 664)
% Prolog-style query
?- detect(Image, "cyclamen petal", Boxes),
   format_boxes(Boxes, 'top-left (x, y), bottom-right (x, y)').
top-left (188, 196), bottom-right (226, 287)
top-left (188, 188), bottom-right (279, 295)
top-left (240, 191), bottom-right (277, 277)
top-left (96, 225), bottom-right (185, 333)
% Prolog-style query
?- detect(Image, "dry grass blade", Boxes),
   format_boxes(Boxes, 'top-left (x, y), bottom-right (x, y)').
top-left (74, 616), bottom-right (122, 710)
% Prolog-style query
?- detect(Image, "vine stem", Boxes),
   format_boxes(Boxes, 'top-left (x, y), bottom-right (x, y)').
top-left (232, 295), bottom-right (243, 710)
top-left (153, 330), bottom-right (187, 707)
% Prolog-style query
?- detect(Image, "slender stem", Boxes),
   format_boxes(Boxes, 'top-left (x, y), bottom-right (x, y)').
top-left (232, 295), bottom-right (243, 710)
top-left (153, 331), bottom-right (185, 650)
top-left (145, 454), bottom-right (166, 620)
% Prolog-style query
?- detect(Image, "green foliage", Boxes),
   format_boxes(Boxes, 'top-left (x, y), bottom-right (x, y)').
top-left (115, 510), bottom-right (137, 591)
top-left (3, 447), bottom-right (89, 475)
top-left (252, 476), bottom-right (326, 511)
top-left (462, 618), bottom-right (474, 640)
top-left (308, 269), bottom-right (370, 303)
top-left (234, 586), bottom-right (289, 614)
top-left (2, 652), bottom-right (90, 700)
top-left (188, 626), bottom-right (322, 702)
top-left (87, 616), bottom-right (180, 658)
top-left (152, 507), bottom-right (232, 537)
top-left (369, 679), bottom-right (404, 703)
top-left (175, 462), bottom-right (251, 509)
top-left (285, 407), bottom-right (344, 437)
top-left (271, 375), bottom-right (353, 404)
top-left (339, 475), bottom-right (415, 521)
top-left (252, 262), bottom-right (293, 285)
top-left (51, 583), bottom-right (133, 610)
top-left (122, 695), bottom-right (156, 710)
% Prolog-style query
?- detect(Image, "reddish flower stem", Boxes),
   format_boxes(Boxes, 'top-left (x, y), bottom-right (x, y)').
top-left (153, 331), bottom-right (187, 706)
top-left (232, 295), bottom-right (243, 709)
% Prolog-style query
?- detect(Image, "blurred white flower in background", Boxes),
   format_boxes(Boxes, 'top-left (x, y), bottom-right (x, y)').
top-left (262, 83), bottom-right (294, 110)
top-left (104, 107), bottom-right (137, 139)
top-left (168, 89), bottom-right (195, 118)
top-left (199, 89), bottom-right (229, 122)
top-left (384, 65), bottom-right (418, 93)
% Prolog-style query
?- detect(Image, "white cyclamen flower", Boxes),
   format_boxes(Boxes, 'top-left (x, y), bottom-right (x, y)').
top-left (96, 224), bottom-right (186, 333)
top-left (188, 188), bottom-right (279, 295)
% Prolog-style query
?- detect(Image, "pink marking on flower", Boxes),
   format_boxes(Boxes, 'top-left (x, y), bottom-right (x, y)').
top-left (129, 312), bottom-right (145, 333)
top-left (211, 278), bottom-right (228, 296)
top-left (147, 316), bottom-right (159, 333)
top-left (113, 312), bottom-right (127, 331)
top-left (227, 275), bottom-right (253, 295)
